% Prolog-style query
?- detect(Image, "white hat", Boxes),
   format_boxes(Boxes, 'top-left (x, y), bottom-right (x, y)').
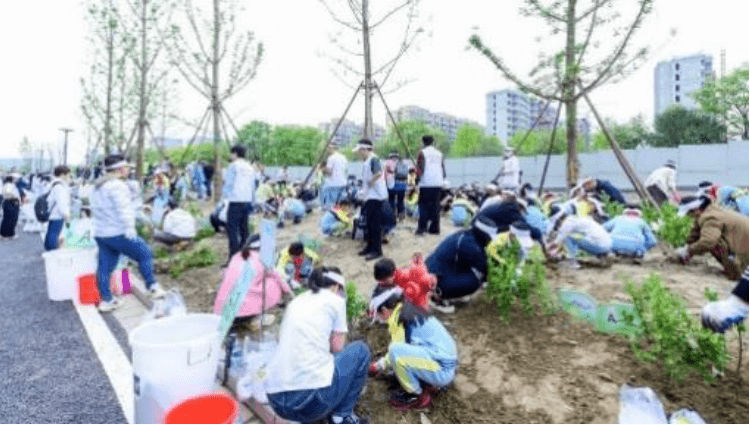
top-left (473, 217), bottom-right (499, 239)
top-left (352, 139), bottom-right (373, 152)
top-left (510, 221), bottom-right (534, 251)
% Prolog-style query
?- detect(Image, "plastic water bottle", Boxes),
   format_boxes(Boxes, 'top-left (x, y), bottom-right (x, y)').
top-left (229, 335), bottom-right (245, 378)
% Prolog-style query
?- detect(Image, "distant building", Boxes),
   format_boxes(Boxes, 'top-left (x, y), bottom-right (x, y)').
top-left (318, 119), bottom-right (385, 147)
top-left (392, 105), bottom-right (482, 142)
top-left (654, 53), bottom-right (713, 120)
top-left (151, 136), bottom-right (185, 149)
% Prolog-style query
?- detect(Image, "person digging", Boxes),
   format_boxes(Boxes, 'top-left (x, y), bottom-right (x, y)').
top-left (676, 195), bottom-right (749, 280)
top-left (368, 287), bottom-right (458, 412)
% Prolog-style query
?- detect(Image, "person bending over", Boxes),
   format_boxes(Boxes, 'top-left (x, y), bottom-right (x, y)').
top-left (368, 288), bottom-right (457, 412)
top-left (266, 267), bottom-right (371, 424)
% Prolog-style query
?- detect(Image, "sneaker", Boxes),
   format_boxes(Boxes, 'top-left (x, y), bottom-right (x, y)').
top-left (701, 294), bottom-right (749, 333)
top-left (365, 252), bottom-right (382, 261)
top-left (431, 299), bottom-right (455, 314)
top-left (389, 389), bottom-right (433, 412)
top-left (330, 413), bottom-right (369, 424)
top-left (415, 230), bottom-right (425, 236)
top-left (148, 283), bottom-right (167, 299)
top-left (98, 297), bottom-right (122, 313)
top-left (564, 259), bottom-right (581, 270)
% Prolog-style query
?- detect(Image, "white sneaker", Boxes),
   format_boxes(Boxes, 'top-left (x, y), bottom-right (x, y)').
top-left (565, 259), bottom-right (581, 270)
top-left (148, 283), bottom-right (167, 299)
top-left (701, 294), bottom-right (749, 333)
top-left (431, 300), bottom-right (456, 314)
top-left (98, 297), bottom-right (122, 312)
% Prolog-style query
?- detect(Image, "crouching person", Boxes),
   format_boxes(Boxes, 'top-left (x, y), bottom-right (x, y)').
top-left (153, 198), bottom-right (197, 246)
top-left (677, 195), bottom-right (749, 280)
top-left (368, 288), bottom-right (458, 412)
top-left (547, 213), bottom-right (612, 269)
top-left (603, 207), bottom-right (657, 259)
top-left (702, 268), bottom-right (749, 333)
top-left (266, 267), bottom-right (371, 424)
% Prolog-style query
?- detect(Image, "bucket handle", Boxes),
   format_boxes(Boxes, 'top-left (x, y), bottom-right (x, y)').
top-left (187, 343), bottom-right (212, 366)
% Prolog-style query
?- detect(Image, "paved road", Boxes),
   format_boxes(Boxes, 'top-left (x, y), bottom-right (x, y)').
top-left (0, 232), bottom-right (126, 424)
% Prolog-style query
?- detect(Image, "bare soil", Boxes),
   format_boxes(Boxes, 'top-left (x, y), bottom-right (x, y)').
top-left (151, 207), bottom-right (749, 424)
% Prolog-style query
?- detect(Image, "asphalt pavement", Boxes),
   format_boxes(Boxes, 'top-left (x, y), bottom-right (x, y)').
top-left (0, 232), bottom-right (126, 424)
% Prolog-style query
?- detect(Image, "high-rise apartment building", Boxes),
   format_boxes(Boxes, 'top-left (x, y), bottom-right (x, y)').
top-left (654, 53), bottom-right (713, 120)
top-left (486, 89), bottom-right (591, 144)
top-left (318, 119), bottom-right (385, 147)
top-left (393, 106), bottom-right (482, 142)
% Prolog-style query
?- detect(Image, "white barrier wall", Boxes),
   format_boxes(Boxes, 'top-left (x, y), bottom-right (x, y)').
top-left (266, 140), bottom-right (749, 190)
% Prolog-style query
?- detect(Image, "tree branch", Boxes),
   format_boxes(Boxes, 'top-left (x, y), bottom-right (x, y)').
top-left (575, 0), bottom-right (615, 22)
top-left (469, 35), bottom-right (563, 101)
top-left (371, 0), bottom-right (413, 29)
top-left (319, 0), bottom-right (362, 31)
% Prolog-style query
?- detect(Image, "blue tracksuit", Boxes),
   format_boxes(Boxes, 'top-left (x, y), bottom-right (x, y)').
top-left (602, 215), bottom-right (657, 257)
top-left (524, 206), bottom-right (548, 236)
top-left (718, 186), bottom-right (749, 217)
top-left (474, 201), bottom-right (542, 241)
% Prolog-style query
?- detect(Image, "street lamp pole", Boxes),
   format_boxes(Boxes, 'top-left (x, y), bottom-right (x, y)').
top-left (60, 127), bottom-right (73, 166)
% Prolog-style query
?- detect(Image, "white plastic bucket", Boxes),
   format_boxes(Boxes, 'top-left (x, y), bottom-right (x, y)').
top-left (129, 314), bottom-right (222, 424)
top-left (41, 248), bottom-right (98, 301)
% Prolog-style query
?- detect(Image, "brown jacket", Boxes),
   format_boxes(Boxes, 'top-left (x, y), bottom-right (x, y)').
top-left (687, 204), bottom-right (749, 267)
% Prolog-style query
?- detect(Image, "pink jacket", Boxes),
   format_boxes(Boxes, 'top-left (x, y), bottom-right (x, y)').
top-left (213, 251), bottom-right (291, 317)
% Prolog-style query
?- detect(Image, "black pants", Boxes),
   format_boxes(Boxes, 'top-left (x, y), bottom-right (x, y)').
top-left (647, 185), bottom-right (668, 206)
top-left (227, 202), bottom-right (252, 259)
top-left (388, 189), bottom-right (406, 217)
top-left (417, 187), bottom-right (441, 234)
top-left (361, 199), bottom-right (384, 255)
top-left (732, 271), bottom-right (749, 303)
top-left (1, 200), bottom-right (20, 238)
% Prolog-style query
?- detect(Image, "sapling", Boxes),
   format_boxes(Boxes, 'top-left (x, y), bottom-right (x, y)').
top-left (624, 274), bottom-right (729, 382)
top-left (656, 204), bottom-right (693, 248)
top-left (602, 193), bottom-right (625, 219)
top-left (345, 281), bottom-right (367, 325)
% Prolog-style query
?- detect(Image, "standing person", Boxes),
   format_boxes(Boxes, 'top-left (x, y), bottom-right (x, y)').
top-left (644, 160), bottom-right (679, 206)
top-left (277, 165), bottom-right (290, 184)
top-left (384, 151), bottom-right (398, 211)
top-left (1, 175), bottom-right (22, 239)
top-left (91, 154), bottom-right (166, 312)
top-left (190, 161), bottom-right (206, 200)
top-left (222, 145), bottom-right (256, 263)
top-left (353, 139), bottom-right (388, 261)
top-left (322, 144), bottom-right (349, 209)
top-left (266, 267), bottom-right (371, 424)
top-left (202, 160), bottom-right (215, 198)
top-left (415, 135), bottom-right (446, 236)
top-left (495, 147), bottom-right (520, 192)
top-left (44, 166), bottom-right (72, 251)
top-left (386, 152), bottom-right (409, 220)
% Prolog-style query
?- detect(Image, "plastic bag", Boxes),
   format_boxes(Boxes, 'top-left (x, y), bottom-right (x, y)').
top-left (236, 337), bottom-right (277, 402)
top-left (618, 384), bottom-right (705, 424)
top-left (142, 289), bottom-right (187, 322)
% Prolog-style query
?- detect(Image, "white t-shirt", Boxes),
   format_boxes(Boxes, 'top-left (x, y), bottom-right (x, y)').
top-left (500, 155), bottom-right (520, 189)
top-left (554, 216), bottom-right (612, 249)
top-left (644, 166), bottom-right (676, 195)
top-left (326, 152), bottom-right (348, 188)
top-left (266, 290), bottom-right (348, 393)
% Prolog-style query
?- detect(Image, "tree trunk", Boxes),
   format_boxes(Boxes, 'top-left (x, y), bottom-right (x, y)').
top-left (136, 0), bottom-right (148, 179)
top-left (564, 0), bottom-right (579, 188)
top-left (104, 4), bottom-right (114, 156)
top-left (362, 0), bottom-right (374, 139)
top-left (212, 0), bottom-right (222, 202)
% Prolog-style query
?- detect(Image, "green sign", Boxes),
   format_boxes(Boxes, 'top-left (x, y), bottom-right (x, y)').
top-left (558, 289), bottom-right (599, 324)
top-left (595, 304), bottom-right (641, 336)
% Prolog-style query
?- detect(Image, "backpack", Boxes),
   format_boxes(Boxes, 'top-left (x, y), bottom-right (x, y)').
top-left (394, 160), bottom-right (409, 181)
top-left (34, 182), bottom-right (61, 223)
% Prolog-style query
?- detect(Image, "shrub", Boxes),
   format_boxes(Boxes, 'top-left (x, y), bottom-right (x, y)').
top-left (185, 201), bottom-right (203, 219)
top-left (623, 274), bottom-right (728, 382)
top-left (154, 247), bottom-right (170, 259)
top-left (656, 204), bottom-right (693, 248)
top-left (345, 281), bottom-right (367, 324)
top-left (194, 223), bottom-right (216, 242)
top-left (485, 240), bottom-right (555, 321)
top-left (602, 192), bottom-right (625, 218)
top-left (169, 244), bottom-right (220, 279)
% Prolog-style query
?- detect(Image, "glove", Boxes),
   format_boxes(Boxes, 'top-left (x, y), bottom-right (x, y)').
top-left (368, 356), bottom-right (389, 377)
top-left (674, 246), bottom-right (691, 264)
top-left (701, 294), bottom-right (749, 333)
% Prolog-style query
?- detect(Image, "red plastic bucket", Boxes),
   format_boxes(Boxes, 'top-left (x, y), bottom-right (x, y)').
top-left (77, 273), bottom-right (101, 305)
top-left (163, 393), bottom-right (239, 424)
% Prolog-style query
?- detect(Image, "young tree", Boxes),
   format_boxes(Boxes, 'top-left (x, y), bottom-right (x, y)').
top-left (470, 0), bottom-right (657, 187)
top-left (376, 119), bottom-right (449, 159)
top-left (319, 0), bottom-right (425, 138)
top-left (166, 0), bottom-right (263, 199)
top-left (236, 120), bottom-right (272, 162)
top-left (451, 123), bottom-right (505, 157)
top-left (691, 66), bottom-right (749, 140)
top-left (591, 115), bottom-right (651, 150)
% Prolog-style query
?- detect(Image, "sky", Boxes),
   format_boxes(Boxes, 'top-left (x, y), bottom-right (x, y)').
top-left (1, 0), bottom-right (748, 165)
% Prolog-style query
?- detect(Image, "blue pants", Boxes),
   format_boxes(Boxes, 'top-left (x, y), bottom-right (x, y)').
top-left (227, 202), bottom-right (253, 259)
top-left (268, 341), bottom-right (371, 423)
top-left (44, 219), bottom-right (64, 251)
top-left (610, 235), bottom-right (648, 257)
top-left (322, 186), bottom-right (346, 209)
top-left (564, 234), bottom-right (610, 258)
top-left (389, 343), bottom-right (457, 394)
top-left (95, 235), bottom-right (156, 302)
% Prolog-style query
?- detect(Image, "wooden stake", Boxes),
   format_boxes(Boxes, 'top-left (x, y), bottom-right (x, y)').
top-left (375, 82), bottom-right (415, 164)
top-left (537, 101), bottom-right (564, 197)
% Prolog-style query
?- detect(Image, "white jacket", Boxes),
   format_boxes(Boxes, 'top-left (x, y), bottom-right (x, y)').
top-left (163, 209), bottom-right (197, 239)
top-left (91, 177), bottom-right (135, 238)
top-left (555, 216), bottom-right (612, 249)
top-left (222, 159), bottom-right (256, 203)
top-left (48, 178), bottom-right (71, 221)
top-left (644, 166), bottom-right (676, 195)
